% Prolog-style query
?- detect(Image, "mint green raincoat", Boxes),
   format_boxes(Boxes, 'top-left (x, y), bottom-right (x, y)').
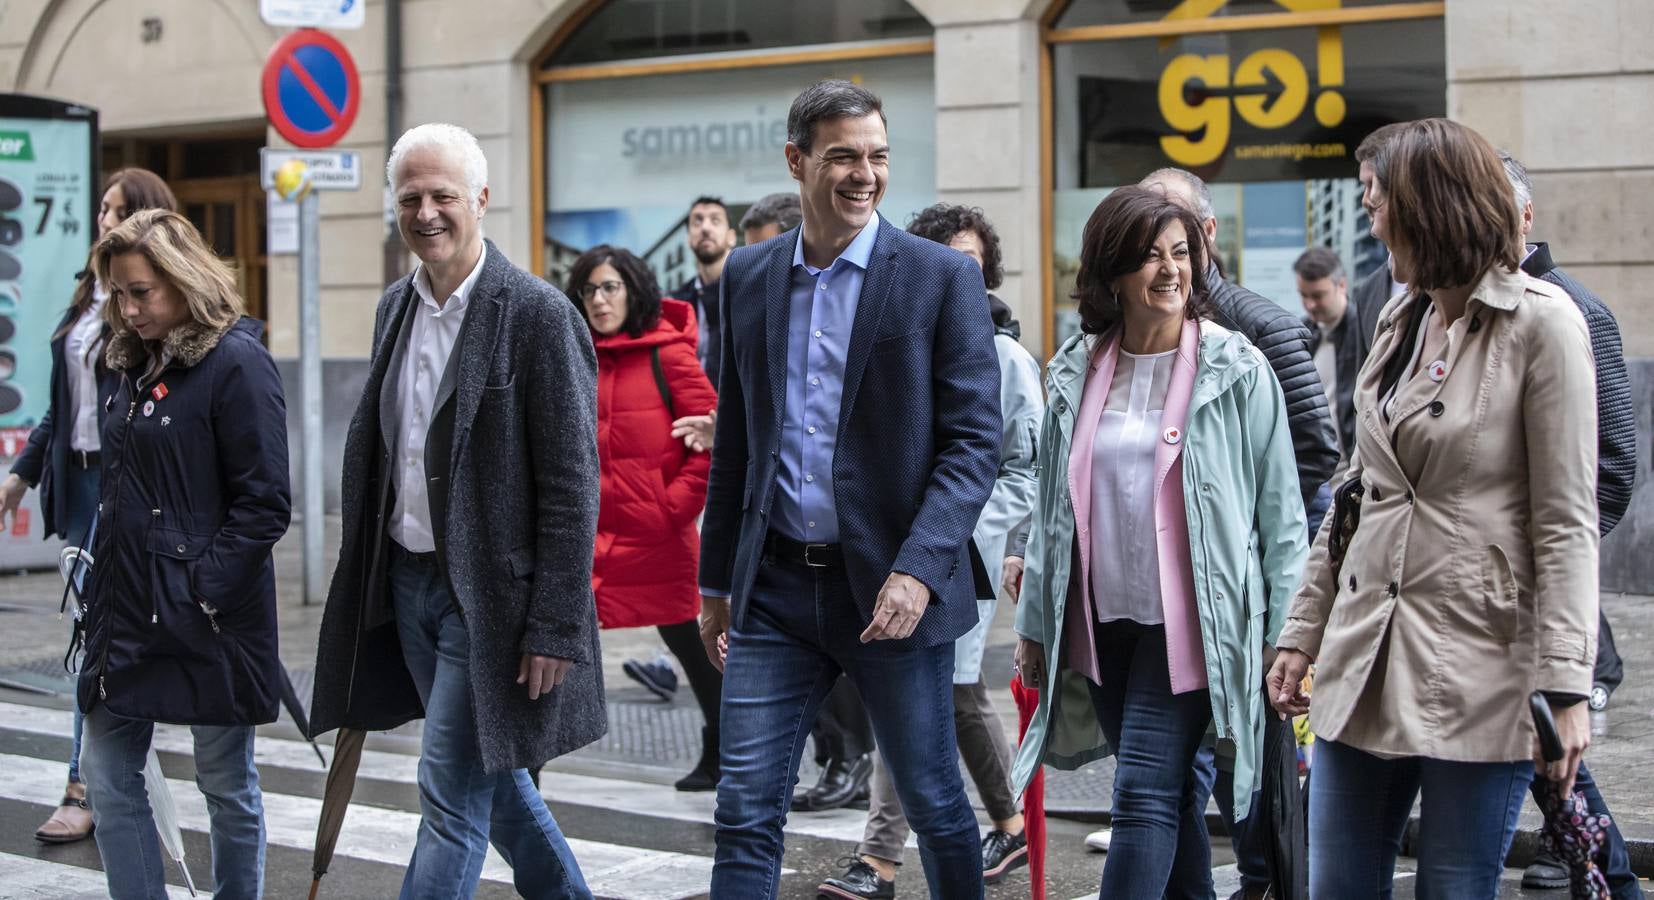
top-left (1011, 321), bottom-right (1307, 820)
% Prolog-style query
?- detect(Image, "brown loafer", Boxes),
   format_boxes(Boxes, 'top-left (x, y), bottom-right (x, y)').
top-left (35, 782), bottom-right (94, 844)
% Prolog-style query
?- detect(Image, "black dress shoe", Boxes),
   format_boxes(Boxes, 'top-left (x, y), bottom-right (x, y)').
top-left (796, 753), bottom-right (873, 812)
top-left (1521, 852), bottom-right (1570, 890)
top-left (818, 857), bottom-right (895, 899)
top-left (981, 828), bottom-right (1028, 883)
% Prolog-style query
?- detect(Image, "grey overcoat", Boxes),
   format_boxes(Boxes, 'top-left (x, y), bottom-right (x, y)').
top-left (307, 240), bottom-right (606, 772)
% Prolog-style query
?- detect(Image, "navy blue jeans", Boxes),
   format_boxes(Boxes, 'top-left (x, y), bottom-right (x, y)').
top-left (711, 557), bottom-right (982, 899)
top-left (1309, 738), bottom-right (1532, 899)
top-left (389, 548), bottom-right (590, 900)
top-left (1531, 764), bottom-right (1645, 900)
top-left (1088, 622), bottom-right (1215, 900)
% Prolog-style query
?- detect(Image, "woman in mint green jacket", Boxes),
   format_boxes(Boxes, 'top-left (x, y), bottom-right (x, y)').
top-left (1010, 188), bottom-right (1306, 897)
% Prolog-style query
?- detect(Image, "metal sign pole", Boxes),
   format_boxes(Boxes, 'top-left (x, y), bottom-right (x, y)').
top-left (299, 190), bottom-right (324, 605)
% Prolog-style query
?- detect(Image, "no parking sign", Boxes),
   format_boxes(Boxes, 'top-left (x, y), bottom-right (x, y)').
top-left (261, 29), bottom-right (360, 149)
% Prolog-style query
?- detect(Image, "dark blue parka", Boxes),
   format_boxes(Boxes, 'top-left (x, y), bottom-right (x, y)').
top-left (78, 316), bottom-right (291, 726)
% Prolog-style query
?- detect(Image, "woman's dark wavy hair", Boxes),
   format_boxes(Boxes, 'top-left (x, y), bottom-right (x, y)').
top-left (566, 244), bottom-right (662, 338)
top-left (906, 203), bottom-right (1003, 290)
top-left (55, 167), bottom-right (178, 342)
top-left (1073, 186), bottom-right (1212, 335)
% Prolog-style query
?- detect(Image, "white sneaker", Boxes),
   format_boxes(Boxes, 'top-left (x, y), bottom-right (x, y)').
top-left (1084, 827), bottom-right (1112, 852)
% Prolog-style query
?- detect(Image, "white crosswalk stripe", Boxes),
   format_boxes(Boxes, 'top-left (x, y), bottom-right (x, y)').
top-left (0, 850), bottom-right (204, 899)
top-left (0, 699), bottom-right (764, 899)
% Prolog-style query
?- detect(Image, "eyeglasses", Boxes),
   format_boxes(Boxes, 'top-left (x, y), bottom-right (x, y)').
top-left (578, 280), bottom-right (624, 301)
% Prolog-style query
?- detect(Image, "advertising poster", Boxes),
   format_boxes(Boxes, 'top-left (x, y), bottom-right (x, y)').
top-left (0, 94), bottom-right (97, 565)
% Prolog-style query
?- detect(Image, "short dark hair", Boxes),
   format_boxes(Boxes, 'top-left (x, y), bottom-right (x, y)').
top-left (1372, 118), bottom-right (1521, 291)
top-left (688, 196), bottom-right (729, 221)
top-left (1074, 187), bottom-right (1212, 334)
top-left (739, 192), bottom-right (802, 233)
top-left (1354, 121), bottom-right (1411, 164)
top-left (1293, 246), bottom-right (1345, 283)
top-left (787, 80), bottom-right (885, 154)
top-left (566, 244), bottom-right (663, 338)
top-left (906, 203), bottom-right (1004, 290)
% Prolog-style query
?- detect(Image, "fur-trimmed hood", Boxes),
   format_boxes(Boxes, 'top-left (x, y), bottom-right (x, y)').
top-left (104, 316), bottom-right (250, 372)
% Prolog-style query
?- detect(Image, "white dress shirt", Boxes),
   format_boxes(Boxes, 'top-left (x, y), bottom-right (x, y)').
top-left (388, 246), bottom-right (486, 553)
top-left (1089, 348), bottom-right (1175, 625)
top-left (66, 287), bottom-right (108, 453)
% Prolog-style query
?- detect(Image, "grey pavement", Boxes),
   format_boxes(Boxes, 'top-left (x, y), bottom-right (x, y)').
top-left (0, 516), bottom-right (1649, 896)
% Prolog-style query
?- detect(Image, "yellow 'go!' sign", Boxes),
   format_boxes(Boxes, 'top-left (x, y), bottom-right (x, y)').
top-left (1157, 0), bottom-right (1349, 167)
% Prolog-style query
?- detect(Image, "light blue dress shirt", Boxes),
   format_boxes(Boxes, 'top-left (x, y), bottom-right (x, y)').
top-left (771, 212), bottom-right (882, 544)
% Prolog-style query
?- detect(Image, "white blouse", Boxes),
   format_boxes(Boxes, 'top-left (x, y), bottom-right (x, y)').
top-left (65, 286), bottom-right (108, 453)
top-left (1088, 348), bottom-right (1176, 625)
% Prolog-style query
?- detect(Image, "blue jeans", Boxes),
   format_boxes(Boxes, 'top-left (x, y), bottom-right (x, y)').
top-left (1309, 738), bottom-right (1532, 899)
top-left (63, 460), bottom-right (101, 784)
top-left (1087, 621), bottom-right (1214, 900)
top-left (388, 547), bottom-right (590, 900)
top-left (712, 556), bottom-right (982, 899)
top-left (1192, 722), bottom-right (1280, 893)
top-left (80, 704), bottom-right (264, 899)
top-left (1531, 764), bottom-right (1645, 900)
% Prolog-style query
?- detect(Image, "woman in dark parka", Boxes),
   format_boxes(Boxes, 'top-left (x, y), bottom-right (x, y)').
top-left (77, 209), bottom-right (291, 900)
top-left (0, 167), bottom-right (176, 845)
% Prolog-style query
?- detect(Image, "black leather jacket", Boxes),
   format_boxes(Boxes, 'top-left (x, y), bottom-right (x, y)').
top-left (1204, 263), bottom-right (1339, 505)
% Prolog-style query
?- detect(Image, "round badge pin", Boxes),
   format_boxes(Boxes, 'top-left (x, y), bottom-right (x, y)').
top-left (1163, 426), bottom-right (1182, 445)
top-left (142, 400), bottom-right (155, 417)
top-left (1427, 360), bottom-right (1448, 382)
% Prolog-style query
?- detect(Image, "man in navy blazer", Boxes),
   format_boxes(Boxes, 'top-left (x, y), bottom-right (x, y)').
top-left (697, 80), bottom-right (1002, 898)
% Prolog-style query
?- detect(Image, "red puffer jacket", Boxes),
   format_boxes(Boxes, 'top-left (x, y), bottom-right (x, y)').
top-left (591, 298), bottom-right (718, 629)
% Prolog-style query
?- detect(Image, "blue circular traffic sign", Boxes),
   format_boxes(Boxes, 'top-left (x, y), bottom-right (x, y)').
top-left (262, 29), bottom-right (360, 149)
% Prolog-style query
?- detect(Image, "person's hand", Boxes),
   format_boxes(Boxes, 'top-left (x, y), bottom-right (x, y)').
top-left (1015, 638), bottom-right (1045, 690)
top-left (1266, 648), bottom-right (1313, 719)
top-left (1536, 699), bottom-right (1591, 798)
top-left (700, 594), bottom-right (730, 672)
top-left (671, 410), bottom-right (716, 452)
top-left (517, 654), bottom-right (573, 700)
top-left (860, 572), bottom-right (929, 642)
top-left (1001, 556), bottom-right (1025, 604)
top-left (0, 474), bottom-right (28, 531)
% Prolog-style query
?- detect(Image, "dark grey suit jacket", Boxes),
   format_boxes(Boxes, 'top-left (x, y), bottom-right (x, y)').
top-left (309, 239), bottom-right (606, 772)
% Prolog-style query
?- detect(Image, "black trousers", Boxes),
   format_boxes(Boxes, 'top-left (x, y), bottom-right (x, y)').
top-left (810, 676), bottom-right (875, 764)
top-left (1595, 609), bottom-right (1623, 694)
top-left (658, 618), bottom-right (723, 736)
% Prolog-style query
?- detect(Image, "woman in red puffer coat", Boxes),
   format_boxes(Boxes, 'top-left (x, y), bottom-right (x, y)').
top-left (568, 245), bottom-right (722, 790)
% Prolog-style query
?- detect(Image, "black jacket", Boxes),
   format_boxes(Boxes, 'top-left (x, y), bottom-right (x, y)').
top-left (671, 275), bottom-right (723, 391)
top-left (1204, 264), bottom-right (1340, 503)
top-left (1305, 268), bottom-right (1391, 456)
top-left (1522, 243), bottom-right (1637, 536)
top-left (10, 300), bottom-right (111, 539)
top-left (79, 317), bottom-right (291, 726)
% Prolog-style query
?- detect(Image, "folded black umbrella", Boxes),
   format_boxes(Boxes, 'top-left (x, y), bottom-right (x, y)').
top-left (1261, 713), bottom-right (1308, 900)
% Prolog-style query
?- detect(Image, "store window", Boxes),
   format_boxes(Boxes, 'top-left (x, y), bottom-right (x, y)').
top-left (1046, 1), bottom-right (1445, 348)
top-left (535, 0), bottom-right (935, 291)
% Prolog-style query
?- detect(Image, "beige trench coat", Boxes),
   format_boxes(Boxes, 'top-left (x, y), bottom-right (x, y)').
top-left (1277, 266), bottom-right (1599, 763)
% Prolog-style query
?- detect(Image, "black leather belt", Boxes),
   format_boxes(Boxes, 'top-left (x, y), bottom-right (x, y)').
top-left (392, 541), bottom-right (440, 570)
top-left (764, 531), bottom-right (843, 569)
top-left (71, 450), bottom-right (100, 469)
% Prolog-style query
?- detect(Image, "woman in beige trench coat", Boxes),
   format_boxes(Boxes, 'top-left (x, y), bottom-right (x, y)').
top-left (1266, 119), bottom-right (1600, 899)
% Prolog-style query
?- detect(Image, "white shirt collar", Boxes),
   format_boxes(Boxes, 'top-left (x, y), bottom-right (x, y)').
top-left (413, 244), bottom-right (487, 315)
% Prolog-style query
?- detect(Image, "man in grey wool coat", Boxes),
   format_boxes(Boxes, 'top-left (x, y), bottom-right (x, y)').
top-left (306, 123), bottom-right (604, 899)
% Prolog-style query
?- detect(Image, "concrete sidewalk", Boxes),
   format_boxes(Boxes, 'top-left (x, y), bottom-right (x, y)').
top-left (1, 515), bottom-right (1649, 875)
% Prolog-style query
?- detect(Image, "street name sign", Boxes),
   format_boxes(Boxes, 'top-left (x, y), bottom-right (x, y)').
top-left (260, 149), bottom-right (363, 191)
top-left (260, 0), bottom-right (365, 30)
